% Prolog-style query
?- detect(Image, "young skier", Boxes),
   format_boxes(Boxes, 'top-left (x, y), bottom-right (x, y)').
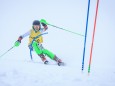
top-left (14, 20), bottom-right (64, 66)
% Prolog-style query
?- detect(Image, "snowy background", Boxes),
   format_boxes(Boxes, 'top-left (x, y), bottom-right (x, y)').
top-left (0, 0), bottom-right (115, 86)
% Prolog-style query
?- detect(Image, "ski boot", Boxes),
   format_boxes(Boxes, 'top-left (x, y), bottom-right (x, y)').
top-left (57, 59), bottom-right (64, 66)
top-left (54, 56), bottom-right (64, 66)
top-left (38, 54), bottom-right (49, 64)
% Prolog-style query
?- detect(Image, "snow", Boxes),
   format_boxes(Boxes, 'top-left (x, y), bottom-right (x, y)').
top-left (0, 0), bottom-right (115, 86)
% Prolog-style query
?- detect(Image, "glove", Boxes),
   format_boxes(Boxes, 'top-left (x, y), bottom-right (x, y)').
top-left (40, 19), bottom-right (48, 25)
top-left (41, 22), bottom-right (47, 26)
top-left (40, 19), bottom-right (48, 30)
top-left (14, 36), bottom-right (23, 47)
top-left (14, 40), bottom-right (21, 47)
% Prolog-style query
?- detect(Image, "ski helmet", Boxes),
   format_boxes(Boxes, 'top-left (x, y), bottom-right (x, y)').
top-left (33, 20), bottom-right (40, 25)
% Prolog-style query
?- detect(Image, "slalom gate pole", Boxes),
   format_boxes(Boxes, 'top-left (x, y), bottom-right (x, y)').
top-left (82, 0), bottom-right (90, 71)
top-left (88, 0), bottom-right (100, 74)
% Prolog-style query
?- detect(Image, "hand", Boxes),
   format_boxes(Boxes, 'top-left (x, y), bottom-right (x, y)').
top-left (40, 19), bottom-right (48, 30)
top-left (41, 22), bottom-right (46, 26)
top-left (14, 36), bottom-right (23, 47)
top-left (18, 36), bottom-right (23, 42)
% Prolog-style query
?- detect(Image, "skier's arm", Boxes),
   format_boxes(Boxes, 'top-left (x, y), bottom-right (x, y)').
top-left (14, 31), bottom-right (30, 47)
top-left (18, 31), bottom-right (30, 42)
top-left (21, 31), bottom-right (31, 38)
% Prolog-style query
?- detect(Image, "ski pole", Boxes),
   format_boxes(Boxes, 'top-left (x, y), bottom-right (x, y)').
top-left (48, 23), bottom-right (85, 37)
top-left (0, 46), bottom-right (15, 58)
top-left (40, 19), bottom-right (85, 37)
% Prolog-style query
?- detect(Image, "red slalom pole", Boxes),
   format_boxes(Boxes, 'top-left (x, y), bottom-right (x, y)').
top-left (88, 0), bottom-right (100, 74)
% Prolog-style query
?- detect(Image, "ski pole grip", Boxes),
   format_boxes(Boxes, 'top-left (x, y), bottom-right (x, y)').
top-left (40, 19), bottom-right (48, 25)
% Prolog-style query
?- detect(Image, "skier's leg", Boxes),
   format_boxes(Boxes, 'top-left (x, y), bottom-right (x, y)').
top-left (42, 49), bottom-right (55, 59)
top-left (38, 54), bottom-right (48, 64)
top-left (32, 41), bottom-right (42, 54)
top-left (32, 41), bottom-right (64, 65)
top-left (42, 49), bottom-right (61, 61)
top-left (53, 55), bottom-right (62, 63)
top-left (42, 49), bottom-right (64, 65)
top-left (53, 55), bottom-right (64, 66)
top-left (32, 41), bottom-right (48, 64)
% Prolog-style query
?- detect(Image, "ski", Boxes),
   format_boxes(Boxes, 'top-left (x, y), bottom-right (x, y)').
top-left (28, 60), bottom-right (65, 66)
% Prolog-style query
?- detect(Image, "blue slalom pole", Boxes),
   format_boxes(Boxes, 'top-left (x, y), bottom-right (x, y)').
top-left (82, 0), bottom-right (90, 71)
